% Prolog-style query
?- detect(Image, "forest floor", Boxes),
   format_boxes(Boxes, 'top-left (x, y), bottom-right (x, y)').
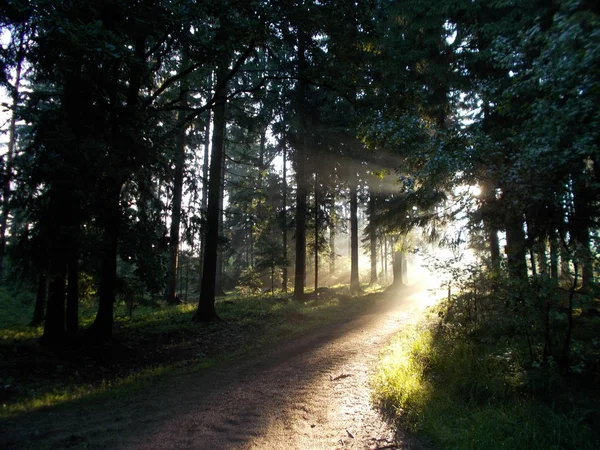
top-left (1, 284), bottom-right (438, 450)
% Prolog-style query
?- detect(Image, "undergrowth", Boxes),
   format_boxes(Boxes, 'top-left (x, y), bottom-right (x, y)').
top-left (372, 276), bottom-right (600, 450)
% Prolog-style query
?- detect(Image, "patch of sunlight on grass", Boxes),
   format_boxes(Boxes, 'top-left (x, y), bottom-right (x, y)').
top-left (1, 362), bottom-right (185, 420)
top-left (372, 324), bottom-right (433, 431)
top-left (0, 326), bottom-right (42, 342)
top-left (372, 313), bottom-right (600, 450)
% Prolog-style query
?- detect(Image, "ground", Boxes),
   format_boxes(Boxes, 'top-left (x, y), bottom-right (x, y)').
top-left (1, 286), bottom-right (436, 449)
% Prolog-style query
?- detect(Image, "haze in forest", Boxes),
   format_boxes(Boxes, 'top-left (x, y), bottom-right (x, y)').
top-left (0, 1), bottom-right (598, 448)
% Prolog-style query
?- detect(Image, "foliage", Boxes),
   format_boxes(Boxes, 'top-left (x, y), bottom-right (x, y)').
top-left (236, 267), bottom-right (263, 295)
top-left (373, 310), bottom-right (600, 450)
top-left (373, 254), bottom-right (600, 449)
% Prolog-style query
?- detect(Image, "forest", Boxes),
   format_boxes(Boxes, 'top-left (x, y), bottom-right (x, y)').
top-left (1, 0), bottom-right (599, 448)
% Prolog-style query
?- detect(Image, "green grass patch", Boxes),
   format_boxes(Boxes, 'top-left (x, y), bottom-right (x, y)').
top-left (372, 309), bottom-right (600, 450)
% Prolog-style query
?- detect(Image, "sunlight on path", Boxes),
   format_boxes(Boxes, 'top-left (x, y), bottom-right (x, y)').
top-left (237, 284), bottom-right (438, 450)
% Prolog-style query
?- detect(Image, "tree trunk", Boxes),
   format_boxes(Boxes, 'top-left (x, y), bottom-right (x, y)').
top-left (384, 237), bottom-right (389, 281)
top-left (194, 51), bottom-right (229, 322)
top-left (164, 55), bottom-right (189, 305)
top-left (482, 181), bottom-right (500, 272)
top-left (65, 241), bottom-right (79, 336)
top-left (489, 226), bottom-right (500, 272)
top-left (294, 27), bottom-right (308, 301)
top-left (0, 28), bottom-right (24, 276)
top-left (214, 141), bottom-right (227, 297)
top-left (281, 144), bottom-right (288, 292)
top-left (199, 109), bottom-right (211, 289)
top-left (42, 265), bottom-right (67, 344)
top-left (314, 169), bottom-right (319, 293)
top-left (537, 237), bottom-right (549, 277)
top-left (30, 273), bottom-right (47, 327)
top-left (329, 197), bottom-right (335, 280)
top-left (505, 212), bottom-right (527, 281)
top-left (380, 237), bottom-right (385, 282)
top-left (392, 250), bottom-right (406, 287)
top-left (369, 191), bottom-right (378, 285)
top-left (41, 186), bottom-right (70, 343)
top-left (87, 187), bottom-right (121, 341)
top-left (549, 228), bottom-right (559, 280)
top-left (349, 170), bottom-right (360, 291)
top-left (572, 175), bottom-right (593, 289)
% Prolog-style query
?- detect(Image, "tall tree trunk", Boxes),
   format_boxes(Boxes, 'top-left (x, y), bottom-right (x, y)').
top-left (489, 226), bottom-right (500, 271)
top-left (42, 265), bottom-right (67, 344)
top-left (194, 50), bottom-right (229, 322)
top-left (294, 27), bottom-right (308, 301)
top-left (380, 237), bottom-right (385, 282)
top-left (349, 170), bottom-right (360, 291)
top-left (392, 250), bottom-right (405, 287)
top-left (30, 273), bottom-right (47, 327)
top-left (329, 197), bottom-right (335, 281)
top-left (482, 180), bottom-right (500, 272)
top-left (384, 237), bottom-right (389, 281)
top-left (199, 109), bottom-right (211, 288)
top-left (572, 174), bottom-right (593, 289)
top-left (369, 191), bottom-right (378, 285)
top-left (314, 169), bottom-right (319, 292)
top-left (65, 240), bottom-right (79, 336)
top-left (41, 186), bottom-right (70, 343)
top-left (505, 211), bottom-right (527, 281)
top-left (164, 54), bottom-right (189, 305)
top-left (214, 140), bottom-right (227, 297)
top-left (0, 28), bottom-right (24, 276)
top-left (281, 144), bottom-right (288, 292)
top-left (88, 34), bottom-right (145, 341)
top-left (550, 228), bottom-right (559, 280)
top-left (88, 186), bottom-right (121, 341)
top-left (537, 237), bottom-right (549, 277)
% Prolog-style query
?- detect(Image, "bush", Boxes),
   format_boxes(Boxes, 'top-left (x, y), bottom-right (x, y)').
top-left (372, 300), bottom-right (600, 450)
top-left (236, 268), bottom-right (262, 295)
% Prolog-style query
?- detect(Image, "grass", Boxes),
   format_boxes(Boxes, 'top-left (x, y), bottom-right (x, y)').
top-left (372, 306), bottom-right (600, 450)
top-left (0, 283), bottom-right (382, 419)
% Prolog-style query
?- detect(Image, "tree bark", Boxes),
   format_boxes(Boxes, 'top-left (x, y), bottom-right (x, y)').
top-left (349, 169), bottom-right (360, 291)
top-left (329, 197), bottom-right (335, 280)
top-left (214, 138), bottom-right (227, 297)
top-left (537, 237), bottom-right (549, 277)
top-left (505, 211), bottom-right (527, 281)
top-left (549, 228), bottom-right (559, 280)
top-left (194, 50), bottom-right (229, 322)
top-left (0, 27), bottom-right (24, 276)
top-left (392, 250), bottom-right (406, 287)
top-left (42, 266), bottom-right (67, 344)
top-left (87, 186), bottom-right (121, 340)
top-left (30, 273), bottom-right (47, 327)
top-left (66, 241), bottom-right (79, 336)
top-left (281, 144), bottom-right (288, 292)
top-left (199, 109), bottom-right (211, 289)
top-left (571, 174), bottom-right (593, 289)
top-left (314, 169), bottom-right (319, 293)
top-left (164, 54), bottom-right (189, 305)
top-left (294, 27), bottom-right (308, 301)
top-left (41, 186), bottom-right (70, 343)
top-left (369, 191), bottom-right (378, 285)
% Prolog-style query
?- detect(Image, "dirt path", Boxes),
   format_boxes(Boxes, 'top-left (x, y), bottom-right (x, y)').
top-left (2, 286), bottom-right (434, 450)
